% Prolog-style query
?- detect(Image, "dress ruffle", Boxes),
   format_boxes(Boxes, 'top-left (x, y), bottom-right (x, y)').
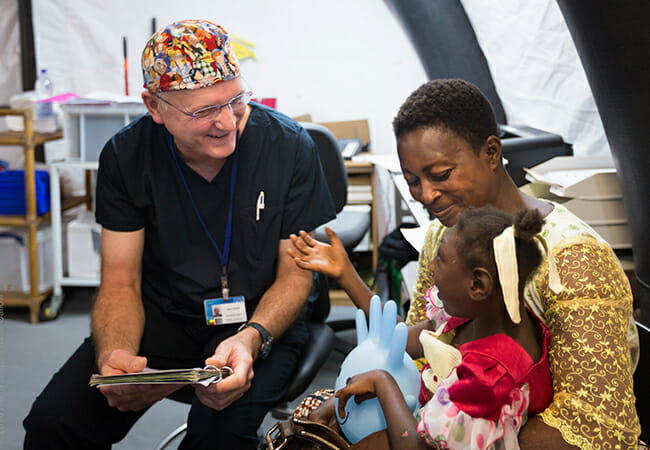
top-left (424, 285), bottom-right (454, 333)
top-left (417, 373), bottom-right (530, 450)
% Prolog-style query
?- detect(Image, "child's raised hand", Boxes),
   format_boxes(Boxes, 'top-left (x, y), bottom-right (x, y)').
top-left (335, 370), bottom-right (386, 419)
top-left (288, 227), bottom-right (348, 280)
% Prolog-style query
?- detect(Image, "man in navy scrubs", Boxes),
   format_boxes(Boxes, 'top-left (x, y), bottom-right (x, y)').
top-left (24, 20), bottom-right (336, 449)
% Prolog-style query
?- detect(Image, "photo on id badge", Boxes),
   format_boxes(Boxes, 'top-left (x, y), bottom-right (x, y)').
top-left (204, 296), bottom-right (247, 326)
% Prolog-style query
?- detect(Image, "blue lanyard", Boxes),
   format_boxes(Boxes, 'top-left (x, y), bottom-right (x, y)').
top-left (168, 132), bottom-right (239, 298)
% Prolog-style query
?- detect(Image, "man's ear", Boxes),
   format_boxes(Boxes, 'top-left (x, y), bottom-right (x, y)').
top-left (142, 91), bottom-right (165, 124)
top-left (484, 135), bottom-right (503, 170)
top-left (469, 267), bottom-right (493, 302)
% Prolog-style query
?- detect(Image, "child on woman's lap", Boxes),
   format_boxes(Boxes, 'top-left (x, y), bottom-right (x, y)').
top-left (296, 206), bottom-right (554, 449)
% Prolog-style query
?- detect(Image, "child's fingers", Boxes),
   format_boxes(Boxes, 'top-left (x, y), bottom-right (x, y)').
top-left (354, 393), bottom-right (374, 404)
top-left (292, 255), bottom-right (311, 270)
top-left (324, 227), bottom-right (342, 247)
top-left (298, 230), bottom-right (317, 247)
top-left (290, 235), bottom-right (311, 254)
top-left (336, 390), bottom-right (350, 418)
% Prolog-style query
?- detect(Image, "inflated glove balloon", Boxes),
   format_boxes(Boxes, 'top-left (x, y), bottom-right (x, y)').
top-left (334, 295), bottom-right (421, 444)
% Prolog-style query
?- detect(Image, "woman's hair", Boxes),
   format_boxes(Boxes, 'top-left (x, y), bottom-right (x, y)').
top-left (392, 79), bottom-right (498, 152)
top-left (453, 205), bottom-right (545, 291)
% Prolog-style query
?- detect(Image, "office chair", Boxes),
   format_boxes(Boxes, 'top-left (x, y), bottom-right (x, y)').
top-left (300, 122), bottom-right (371, 253)
top-left (300, 122), bottom-right (370, 354)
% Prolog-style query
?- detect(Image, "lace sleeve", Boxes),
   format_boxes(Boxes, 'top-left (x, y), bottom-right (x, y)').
top-left (406, 222), bottom-right (447, 326)
top-left (535, 236), bottom-right (640, 449)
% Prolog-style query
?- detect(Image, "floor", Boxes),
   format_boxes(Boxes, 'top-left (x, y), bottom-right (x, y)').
top-left (1, 287), bottom-right (356, 449)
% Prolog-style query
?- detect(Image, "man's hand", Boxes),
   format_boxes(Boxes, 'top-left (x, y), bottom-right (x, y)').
top-left (288, 228), bottom-right (350, 281)
top-left (97, 349), bottom-right (182, 412)
top-left (194, 329), bottom-right (257, 411)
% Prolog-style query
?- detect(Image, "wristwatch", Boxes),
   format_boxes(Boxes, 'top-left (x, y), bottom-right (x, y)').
top-left (238, 321), bottom-right (274, 359)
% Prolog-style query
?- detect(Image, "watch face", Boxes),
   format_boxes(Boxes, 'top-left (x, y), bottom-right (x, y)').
top-left (260, 340), bottom-right (272, 358)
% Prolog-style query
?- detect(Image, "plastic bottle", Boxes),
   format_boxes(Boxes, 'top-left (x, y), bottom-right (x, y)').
top-left (34, 68), bottom-right (57, 132)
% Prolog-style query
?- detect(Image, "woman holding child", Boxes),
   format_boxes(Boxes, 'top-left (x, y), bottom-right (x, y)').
top-left (288, 79), bottom-right (640, 449)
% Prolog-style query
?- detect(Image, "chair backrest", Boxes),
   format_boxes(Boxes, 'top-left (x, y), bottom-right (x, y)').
top-left (300, 122), bottom-right (348, 214)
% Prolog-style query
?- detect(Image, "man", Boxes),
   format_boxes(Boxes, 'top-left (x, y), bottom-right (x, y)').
top-left (24, 20), bottom-right (335, 449)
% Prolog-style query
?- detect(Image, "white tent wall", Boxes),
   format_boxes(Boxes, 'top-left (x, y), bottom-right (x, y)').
top-left (29, 0), bottom-right (430, 240)
top-left (0, 0), bottom-right (24, 168)
top-left (0, 0), bottom-right (21, 105)
top-left (3, 0), bottom-right (611, 242)
top-left (30, 0), bottom-right (427, 159)
top-left (461, 0), bottom-right (612, 162)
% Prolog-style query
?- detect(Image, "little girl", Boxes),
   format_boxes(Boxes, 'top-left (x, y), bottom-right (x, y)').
top-left (301, 206), bottom-right (555, 449)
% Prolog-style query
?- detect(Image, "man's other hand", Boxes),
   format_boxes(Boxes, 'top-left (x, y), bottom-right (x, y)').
top-left (97, 349), bottom-right (182, 412)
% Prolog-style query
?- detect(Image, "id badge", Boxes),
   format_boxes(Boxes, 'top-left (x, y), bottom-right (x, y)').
top-left (204, 296), bottom-right (247, 326)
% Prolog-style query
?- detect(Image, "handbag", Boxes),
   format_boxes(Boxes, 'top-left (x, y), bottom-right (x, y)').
top-left (265, 417), bottom-right (351, 449)
top-left (265, 417), bottom-right (391, 450)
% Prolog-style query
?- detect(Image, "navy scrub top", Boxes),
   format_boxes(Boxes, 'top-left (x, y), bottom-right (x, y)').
top-left (95, 103), bottom-right (336, 320)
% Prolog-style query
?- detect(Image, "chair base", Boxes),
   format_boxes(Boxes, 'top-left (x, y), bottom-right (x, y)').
top-left (155, 423), bottom-right (187, 450)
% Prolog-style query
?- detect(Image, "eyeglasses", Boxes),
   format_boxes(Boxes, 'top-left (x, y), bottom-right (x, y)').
top-left (154, 90), bottom-right (253, 121)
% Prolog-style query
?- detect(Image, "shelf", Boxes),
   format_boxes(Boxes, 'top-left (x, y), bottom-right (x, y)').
top-left (62, 195), bottom-right (90, 211)
top-left (0, 108), bottom-right (66, 323)
top-left (0, 214), bottom-right (50, 227)
top-left (0, 129), bottom-right (63, 146)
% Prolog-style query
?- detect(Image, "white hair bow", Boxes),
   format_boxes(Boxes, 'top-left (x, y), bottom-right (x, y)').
top-left (493, 226), bottom-right (564, 323)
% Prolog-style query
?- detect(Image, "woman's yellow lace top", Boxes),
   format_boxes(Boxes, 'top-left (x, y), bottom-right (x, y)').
top-left (405, 202), bottom-right (641, 449)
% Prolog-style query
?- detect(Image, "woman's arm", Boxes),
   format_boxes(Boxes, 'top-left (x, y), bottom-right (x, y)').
top-left (519, 416), bottom-right (578, 449)
top-left (527, 237), bottom-right (641, 449)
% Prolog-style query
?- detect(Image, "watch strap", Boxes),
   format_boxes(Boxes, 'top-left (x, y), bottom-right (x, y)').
top-left (238, 321), bottom-right (273, 359)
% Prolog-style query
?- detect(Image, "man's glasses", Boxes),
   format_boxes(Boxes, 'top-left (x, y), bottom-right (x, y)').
top-left (154, 90), bottom-right (253, 122)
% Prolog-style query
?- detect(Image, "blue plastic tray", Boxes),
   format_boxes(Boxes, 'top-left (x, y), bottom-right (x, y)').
top-left (0, 170), bottom-right (51, 215)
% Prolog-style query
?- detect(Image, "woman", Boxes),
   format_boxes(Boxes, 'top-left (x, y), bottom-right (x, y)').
top-left (289, 79), bottom-right (640, 449)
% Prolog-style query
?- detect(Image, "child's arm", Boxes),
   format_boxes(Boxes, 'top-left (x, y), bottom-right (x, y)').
top-left (289, 227), bottom-right (375, 312)
top-left (336, 370), bottom-right (429, 450)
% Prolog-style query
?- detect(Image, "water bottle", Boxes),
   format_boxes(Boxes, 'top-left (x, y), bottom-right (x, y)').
top-left (34, 68), bottom-right (57, 132)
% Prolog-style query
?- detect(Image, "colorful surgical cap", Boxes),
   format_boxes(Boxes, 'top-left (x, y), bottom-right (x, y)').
top-left (141, 20), bottom-right (241, 93)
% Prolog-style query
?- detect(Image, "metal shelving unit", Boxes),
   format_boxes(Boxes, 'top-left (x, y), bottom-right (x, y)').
top-left (0, 108), bottom-right (64, 323)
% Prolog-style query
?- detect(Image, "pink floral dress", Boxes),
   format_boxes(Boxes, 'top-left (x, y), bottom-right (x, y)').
top-left (416, 286), bottom-right (553, 449)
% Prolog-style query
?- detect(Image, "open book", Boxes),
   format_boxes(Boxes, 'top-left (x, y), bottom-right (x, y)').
top-left (89, 365), bottom-right (232, 387)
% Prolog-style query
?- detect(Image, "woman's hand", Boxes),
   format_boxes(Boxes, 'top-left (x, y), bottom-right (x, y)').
top-left (288, 228), bottom-right (350, 281)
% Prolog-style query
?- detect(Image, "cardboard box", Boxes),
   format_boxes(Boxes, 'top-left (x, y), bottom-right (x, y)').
top-left (0, 225), bottom-right (53, 292)
top-left (317, 119), bottom-right (370, 144)
top-left (66, 211), bottom-right (101, 278)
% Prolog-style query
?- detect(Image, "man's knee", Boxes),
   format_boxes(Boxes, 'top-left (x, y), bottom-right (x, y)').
top-left (23, 397), bottom-right (59, 441)
top-left (23, 393), bottom-right (86, 449)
